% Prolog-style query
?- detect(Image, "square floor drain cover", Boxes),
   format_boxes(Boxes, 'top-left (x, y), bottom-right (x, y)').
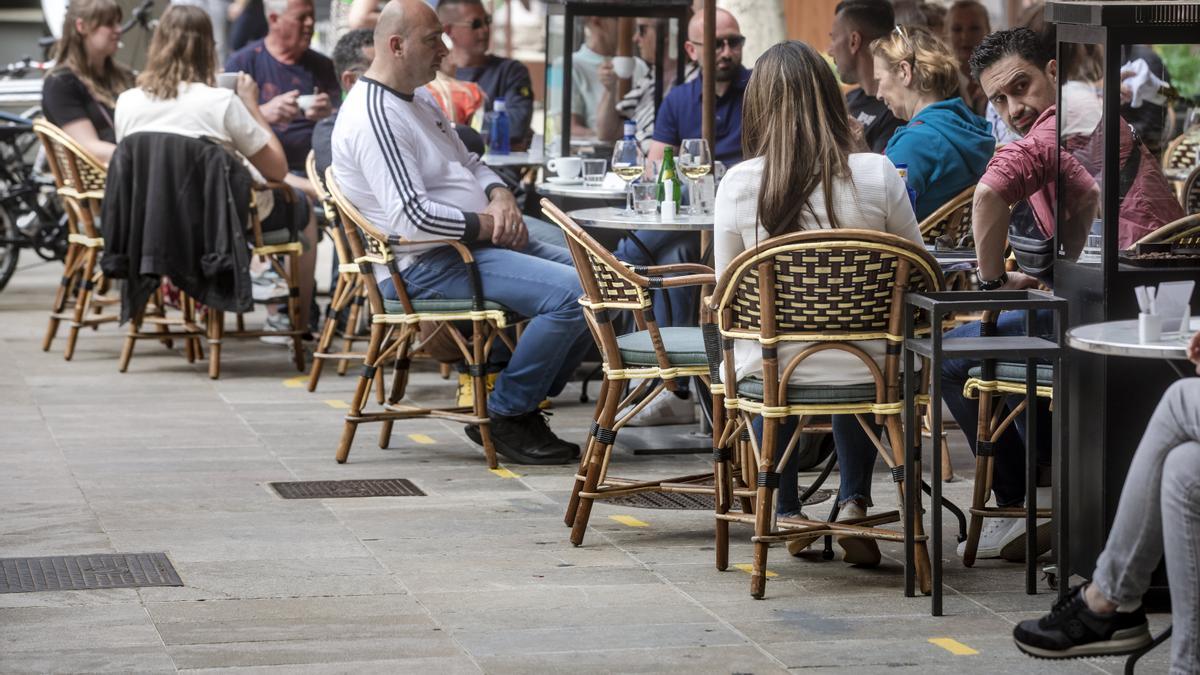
top-left (0, 553), bottom-right (183, 594)
top-left (270, 478), bottom-right (426, 499)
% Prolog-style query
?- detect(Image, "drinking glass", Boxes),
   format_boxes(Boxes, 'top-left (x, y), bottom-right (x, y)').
top-left (677, 138), bottom-right (712, 215)
top-left (582, 158), bottom-right (607, 187)
top-left (632, 183), bottom-right (659, 215)
top-left (611, 139), bottom-right (644, 214)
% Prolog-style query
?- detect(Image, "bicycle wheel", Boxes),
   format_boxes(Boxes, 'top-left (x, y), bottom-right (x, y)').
top-left (0, 205), bottom-right (19, 292)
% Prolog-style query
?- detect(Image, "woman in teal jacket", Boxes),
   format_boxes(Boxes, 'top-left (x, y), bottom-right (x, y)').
top-left (870, 26), bottom-right (995, 222)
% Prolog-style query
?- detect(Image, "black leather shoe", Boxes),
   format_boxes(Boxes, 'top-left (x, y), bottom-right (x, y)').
top-left (464, 411), bottom-right (577, 465)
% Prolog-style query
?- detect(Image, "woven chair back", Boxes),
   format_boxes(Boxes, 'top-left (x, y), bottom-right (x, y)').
top-left (1163, 131), bottom-right (1200, 177)
top-left (32, 120), bottom-right (106, 195)
top-left (540, 201), bottom-right (650, 312)
top-left (918, 185), bottom-right (974, 248)
top-left (323, 167), bottom-right (407, 316)
top-left (713, 229), bottom-right (943, 344)
top-left (305, 151), bottom-right (355, 267)
top-left (1183, 164), bottom-right (1200, 216)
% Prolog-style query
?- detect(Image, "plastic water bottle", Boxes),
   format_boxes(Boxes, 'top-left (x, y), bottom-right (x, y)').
top-left (489, 97), bottom-right (511, 155)
top-left (895, 163), bottom-right (918, 214)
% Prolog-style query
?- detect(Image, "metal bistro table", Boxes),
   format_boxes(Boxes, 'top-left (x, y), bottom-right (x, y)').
top-left (536, 181), bottom-right (629, 202)
top-left (481, 152), bottom-right (543, 169)
top-left (1068, 317), bottom-right (1198, 373)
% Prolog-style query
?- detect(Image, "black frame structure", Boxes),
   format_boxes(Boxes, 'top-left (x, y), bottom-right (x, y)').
top-left (543, 0), bottom-right (691, 156)
top-left (1046, 1), bottom-right (1200, 599)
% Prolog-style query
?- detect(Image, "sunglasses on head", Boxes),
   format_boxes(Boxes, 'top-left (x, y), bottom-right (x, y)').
top-left (893, 24), bottom-right (916, 59)
top-left (452, 15), bottom-right (492, 30)
top-left (689, 35), bottom-right (746, 51)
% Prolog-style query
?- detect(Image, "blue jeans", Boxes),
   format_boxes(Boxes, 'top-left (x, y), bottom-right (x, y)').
top-left (754, 414), bottom-right (879, 512)
top-left (382, 236), bottom-right (591, 417)
top-left (940, 311), bottom-right (1053, 508)
top-left (614, 230), bottom-right (700, 330)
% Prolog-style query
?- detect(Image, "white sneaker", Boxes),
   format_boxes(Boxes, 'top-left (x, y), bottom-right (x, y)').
top-left (617, 389), bottom-right (696, 427)
top-left (251, 268), bottom-right (290, 302)
top-left (958, 516), bottom-right (1052, 560)
top-left (260, 312), bottom-right (293, 346)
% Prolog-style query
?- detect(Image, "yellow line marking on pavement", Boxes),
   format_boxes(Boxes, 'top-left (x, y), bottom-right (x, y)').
top-left (408, 434), bottom-right (436, 444)
top-left (929, 638), bottom-right (979, 655)
top-left (323, 400), bottom-right (350, 409)
top-left (732, 563), bottom-right (778, 578)
top-left (609, 515), bottom-right (649, 527)
top-left (282, 375), bottom-right (307, 388)
top-left (490, 468), bottom-right (521, 479)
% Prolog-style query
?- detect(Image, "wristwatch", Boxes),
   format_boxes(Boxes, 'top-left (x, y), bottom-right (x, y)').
top-left (976, 271), bottom-right (1008, 291)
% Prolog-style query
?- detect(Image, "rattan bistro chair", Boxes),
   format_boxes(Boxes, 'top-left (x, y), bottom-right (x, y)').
top-left (326, 168), bottom-right (520, 468)
top-left (710, 229), bottom-right (944, 599)
top-left (32, 120), bottom-right (119, 359)
top-left (919, 185), bottom-right (975, 251)
top-left (959, 316), bottom-right (1055, 566)
top-left (304, 151), bottom-right (370, 391)
top-left (540, 200), bottom-right (730, 547)
top-left (1163, 130), bottom-right (1199, 196)
top-left (1131, 212), bottom-right (1200, 248)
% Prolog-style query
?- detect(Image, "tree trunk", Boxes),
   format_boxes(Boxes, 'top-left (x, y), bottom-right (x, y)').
top-left (718, 0), bottom-right (785, 66)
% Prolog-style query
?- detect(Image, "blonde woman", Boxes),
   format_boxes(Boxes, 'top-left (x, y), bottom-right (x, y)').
top-left (714, 41), bottom-right (923, 564)
top-left (871, 25), bottom-right (994, 221)
top-left (41, 0), bottom-right (134, 164)
top-left (114, 5), bottom-right (318, 336)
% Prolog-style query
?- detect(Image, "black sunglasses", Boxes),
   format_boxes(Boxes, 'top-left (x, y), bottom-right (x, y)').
top-left (452, 15), bottom-right (492, 30)
top-left (688, 35), bottom-right (746, 51)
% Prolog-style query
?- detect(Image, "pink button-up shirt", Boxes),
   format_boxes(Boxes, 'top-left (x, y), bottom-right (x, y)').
top-left (979, 106), bottom-right (1182, 249)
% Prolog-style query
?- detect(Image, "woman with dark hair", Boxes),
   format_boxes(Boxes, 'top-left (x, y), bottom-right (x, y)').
top-left (713, 40), bottom-right (924, 565)
top-left (871, 25), bottom-right (994, 221)
top-left (41, 0), bottom-right (134, 164)
top-left (114, 4), bottom-right (317, 336)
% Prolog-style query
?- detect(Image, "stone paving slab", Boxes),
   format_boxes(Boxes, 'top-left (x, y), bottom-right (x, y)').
top-left (0, 260), bottom-right (1159, 674)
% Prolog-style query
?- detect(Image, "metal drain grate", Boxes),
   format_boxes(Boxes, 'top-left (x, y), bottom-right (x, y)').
top-left (606, 488), bottom-right (834, 510)
top-left (270, 478), bottom-right (426, 499)
top-left (0, 553), bottom-right (183, 594)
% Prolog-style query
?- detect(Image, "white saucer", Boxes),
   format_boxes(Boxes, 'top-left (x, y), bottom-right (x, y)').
top-left (546, 176), bottom-right (583, 185)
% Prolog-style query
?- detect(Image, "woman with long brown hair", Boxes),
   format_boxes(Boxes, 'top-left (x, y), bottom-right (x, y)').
top-left (113, 4), bottom-right (317, 337)
top-left (713, 40), bottom-right (923, 565)
top-left (41, 0), bottom-right (134, 164)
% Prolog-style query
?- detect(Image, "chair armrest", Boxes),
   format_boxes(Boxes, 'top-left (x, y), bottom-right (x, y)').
top-left (632, 262), bottom-right (715, 276)
top-left (659, 273), bottom-right (716, 289)
top-left (382, 236), bottom-right (475, 263)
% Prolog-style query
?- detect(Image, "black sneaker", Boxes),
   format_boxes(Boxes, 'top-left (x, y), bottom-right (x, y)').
top-left (1013, 584), bottom-right (1151, 659)
top-left (464, 411), bottom-right (578, 465)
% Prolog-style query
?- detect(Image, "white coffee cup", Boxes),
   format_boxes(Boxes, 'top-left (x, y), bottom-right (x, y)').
top-left (547, 156), bottom-right (582, 179)
top-left (612, 56), bottom-right (635, 79)
top-left (296, 94), bottom-right (317, 112)
top-left (217, 72), bottom-right (240, 90)
top-left (1139, 312), bottom-right (1161, 344)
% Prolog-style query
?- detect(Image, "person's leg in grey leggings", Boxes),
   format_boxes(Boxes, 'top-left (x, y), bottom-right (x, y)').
top-left (1092, 378), bottom-right (1200, 672)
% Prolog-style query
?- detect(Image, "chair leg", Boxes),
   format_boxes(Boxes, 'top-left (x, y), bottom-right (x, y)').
top-left (308, 273), bottom-right (349, 392)
top-left (207, 309), bottom-right (223, 380)
top-left (566, 378), bottom-right (615, 527)
top-left (338, 289), bottom-right (364, 376)
top-left (378, 332), bottom-right (412, 450)
top-left (286, 252), bottom-right (305, 372)
top-left (962, 454), bottom-right (991, 567)
top-left (118, 317), bottom-right (139, 373)
top-left (43, 244), bottom-right (80, 352)
top-left (751, 482), bottom-right (774, 599)
top-left (337, 323), bottom-right (386, 464)
top-left (569, 446), bottom-right (608, 547)
top-left (470, 330), bottom-right (498, 470)
top-left (64, 248), bottom-right (98, 361)
top-left (886, 415), bottom-right (932, 595)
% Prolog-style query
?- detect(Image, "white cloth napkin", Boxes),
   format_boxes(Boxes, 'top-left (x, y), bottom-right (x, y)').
top-left (1121, 58), bottom-right (1168, 108)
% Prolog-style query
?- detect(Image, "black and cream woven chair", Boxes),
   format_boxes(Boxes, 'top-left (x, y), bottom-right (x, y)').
top-left (919, 185), bottom-right (975, 253)
top-left (1162, 130), bottom-right (1199, 197)
top-left (326, 168), bottom-right (521, 468)
top-left (32, 120), bottom-right (120, 360)
top-left (540, 200), bottom-right (743, 547)
top-left (304, 150), bottom-right (372, 392)
top-left (1182, 165), bottom-right (1200, 216)
top-left (959, 314), bottom-right (1055, 567)
top-left (709, 229), bottom-right (944, 599)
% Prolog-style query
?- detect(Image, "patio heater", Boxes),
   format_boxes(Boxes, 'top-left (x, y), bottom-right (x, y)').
top-left (1046, 0), bottom-right (1200, 600)
top-left (542, 0), bottom-right (691, 158)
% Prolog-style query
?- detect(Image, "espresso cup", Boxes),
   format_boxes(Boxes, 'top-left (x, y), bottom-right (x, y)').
top-left (296, 94), bottom-right (317, 112)
top-left (612, 56), bottom-right (635, 79)
top-left (547, 156), bottom-right (582, 180)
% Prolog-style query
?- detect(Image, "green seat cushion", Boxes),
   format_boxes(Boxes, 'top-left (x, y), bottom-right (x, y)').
top-left (616, 327), bottom-right (709, 367)
top-left (383, 298), bottom-right (514, 315)
top-left (967, 362), bottom-right (1055, 386)
top-left (736, 376), bottom-right (879, 404)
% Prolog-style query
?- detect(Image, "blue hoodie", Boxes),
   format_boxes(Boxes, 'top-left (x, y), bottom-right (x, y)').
top-left (884, 97), bottom-right (995, 222)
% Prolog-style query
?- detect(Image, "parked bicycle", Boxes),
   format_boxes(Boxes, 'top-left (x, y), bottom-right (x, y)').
top-left (0, 106), bottom-right (68, 293)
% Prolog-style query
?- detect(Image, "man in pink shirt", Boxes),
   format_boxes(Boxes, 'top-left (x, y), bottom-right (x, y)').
top-left (969, 28), bottom-right (1182, 291)
top-left (940, 28), bottom-right (1182, 562)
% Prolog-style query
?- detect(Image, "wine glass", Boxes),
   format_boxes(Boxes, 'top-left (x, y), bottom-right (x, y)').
top-left (611, 139), bottom-right (645, 214)
top-left (678, 138), bottom-right (712, 215)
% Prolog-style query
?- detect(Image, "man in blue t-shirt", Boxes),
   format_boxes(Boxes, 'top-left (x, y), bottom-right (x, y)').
top-left (616, 7), bottom-right (748, 428)
top-left (226, 0), bottom-right (341, 197)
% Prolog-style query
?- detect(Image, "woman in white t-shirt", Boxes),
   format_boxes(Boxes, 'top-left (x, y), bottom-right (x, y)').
top-left (114, 4), bottom-right (317, 336)
top-left (714, 41), bottom-right (924, 565)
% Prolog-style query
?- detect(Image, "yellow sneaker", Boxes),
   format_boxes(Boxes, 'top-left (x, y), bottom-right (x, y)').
top-left (456, 372), bottom-right (498, 407)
